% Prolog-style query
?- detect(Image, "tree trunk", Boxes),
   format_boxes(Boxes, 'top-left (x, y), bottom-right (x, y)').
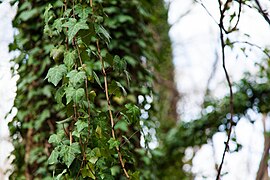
top-left (256, 114), bottom-right (270, 180)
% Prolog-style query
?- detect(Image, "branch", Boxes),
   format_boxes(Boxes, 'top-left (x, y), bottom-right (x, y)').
top-left (216, 1), bottom-right (235, 179)
top-left (256, 114), bottom-right (270, 180)
top-left (230, 40), bottom-right (270, 59)
top-left (96, 40), bottom-right (130, 179)
top-left (254, 0), bottom-right (270, 26)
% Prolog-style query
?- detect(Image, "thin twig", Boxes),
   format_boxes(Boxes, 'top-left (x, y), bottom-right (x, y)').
top-left (216, 1), bottom-right (235, 179)
top-left (64, 0), bottom-right (69, 50)
top-left (74, 38), bottom-right (92, 143)
top-left (230, 40), bottom-right (270, 59)
top-left (196, 0), bottom-right (219, 25)
top-left (96, 40), bottom-right (130, 179)
top-left (120, 130), bottom-right (140, 147)
top-left (254, 0), bottom-right (270, 26)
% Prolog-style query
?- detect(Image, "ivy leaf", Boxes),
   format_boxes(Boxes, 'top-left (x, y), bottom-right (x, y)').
top-left (113, 55), bottom-right (126, 72)
top-left (65, 86), bottom-right (85, 104)
top-left (62, 18), bottom-right (89, 42)
top-left (67, 70), bottom-right (86, 87)
top-left (111, 166), bottom-right (120, 176)
top-left (74, 88), bottom-right (85, 103)
top-left (48, 149), bottom-right (59, 165)
top-left (115, 81), bottom-right (127, 96)
top-left (55, 86), bottom-right (65, 105)
top-left (19, 8), bottom-right (39, 21)
top-left (65, 86), bottom-right (75, 104)
top-left (75, 120), bottom-right (88, 132)
top-left (64, 50), bottom-right (76, 70)
top-left (93, 71), bottom-right (103, 88)
top-left (125, 104), bottom-right (140, 123)
top-left (44, 4), bottom-right (53, 23)
top-left (87, 147), bottom-right (101, 164)
top-left (94, 24), bottom-right (111, 45)
top-left (56, 169), bottom-right (67, 180)
top-left (117, 15), bottom-right (134, 23)
top-left (50, 45), bottom-right (65, 62)
top-left (74, 4), bottom-right (92, 19)
top-left (114, 120), bottom-right (129, 132)
top-left (48, 134), bottom-right (62, 144)
top-left (124, 70), bottom-right (131, 86)
top-left (62, 143), bottom-right (81, 168)
top-left (89, 90), bottom-right (96, 102)
top-left (81, 163), bottom-right (95, 179)
top-left (95, 125), bottom-right (102, 138)
top-left (34, 109), bottom-right (50, 130)
top-left (52, 18), bottom-right (63, 33)
top-left (108, 80), bottom-right (127, 97)
top-left (108, 138), bottom-right (120, 149)
top-left (45, 64), bottom-right (67, 86)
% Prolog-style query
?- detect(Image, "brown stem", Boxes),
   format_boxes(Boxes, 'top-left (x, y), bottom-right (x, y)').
top-left (74, 38), bottom-right (92, 143)
top-left (90, 0), bottom-right (93, 7)
top-left (96, 40), bottom-right (130, 179)
top-left (25, 128), bottom-right (33, 180)
top-left (216, 1), bottom-right (235, 179)
top-left (256, 114), bottom-right (270, 180)
top-left (254, 0), bottom-right (270, 26)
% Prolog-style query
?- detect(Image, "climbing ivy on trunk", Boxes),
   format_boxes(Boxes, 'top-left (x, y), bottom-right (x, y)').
top-left (9, 0), bottom-right (176, 179)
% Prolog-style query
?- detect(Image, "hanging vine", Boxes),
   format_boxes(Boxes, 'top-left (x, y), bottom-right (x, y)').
top-left (9, 0), bottom-right (175, 179)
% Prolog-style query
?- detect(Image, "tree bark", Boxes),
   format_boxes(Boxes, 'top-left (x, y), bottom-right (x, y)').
top-left (256, 114), bottom-right (270, 180)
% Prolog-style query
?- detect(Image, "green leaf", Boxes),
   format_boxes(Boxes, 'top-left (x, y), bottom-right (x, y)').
top-left (45, 64), bottom-right (67, 86)
top-left (94, 24), bottom-right (111, 44)
top-left (62, 143), bottom-right (81, 168)
top-left (56, 169), bottom-right (67, 180)
top-left (93, 71), bottom-right (103, 88)
top-left (114, 120), bottom-right (129, 132)
top-left (48, 149), bottom-right (59, 165)
top-left (124, 70), bottom-right (131, 86)
top-left (89, 90), bottom-right (96, 102)
top-left (50, 45), bottom-right (65, 62)
top-left (113, 55), bottom-right (127, 72)
top-left (20, 8), bottom-right (39, 21)
top-left (55, 86), bottom-right (65, 105)
top-left (95, 125), bottom-right (102, 138)
top-left (48, 134), bottom-right (62, 144)
top-left (111, 166), bottom-right (120, 176)
top-left (130, 171), bottom-right (140, 180)
top-left (108, 138), bottom-right (120, 149)
top-left (64, 51), bottom-right (76, 70)
top-left (87, 147), bottom-right (101, 164)
top-left (75, 120), bottom-right (88, 132)
top-left (52, 18), bottom-right (63, 33)
top-left (74, 88), bottom-right (85, 103)
top-left (75, 4), bottom-right (92, 19)
top-left (81, 163), bottom-right (95, 179)
top-left (125, 104), bottom-right (140, 123)
top-left (117, 15), bottom-right (134, 23)
top-left (34, 109), bottom-right (50, 130)
top-left (67, 70), bottom-right (86, 87)
top-left (62, 18), bottom-right (89, 42)
top-left (44, 4), bottom-right (53, 23)
top-left (65, 86), bottom-right (75, 104)
top-left (108, 80), bottom-right (127, 97)
top-left (65, 86), bottom-right (85, 104)
top-left (115, 81), bottom-right (127, 96)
